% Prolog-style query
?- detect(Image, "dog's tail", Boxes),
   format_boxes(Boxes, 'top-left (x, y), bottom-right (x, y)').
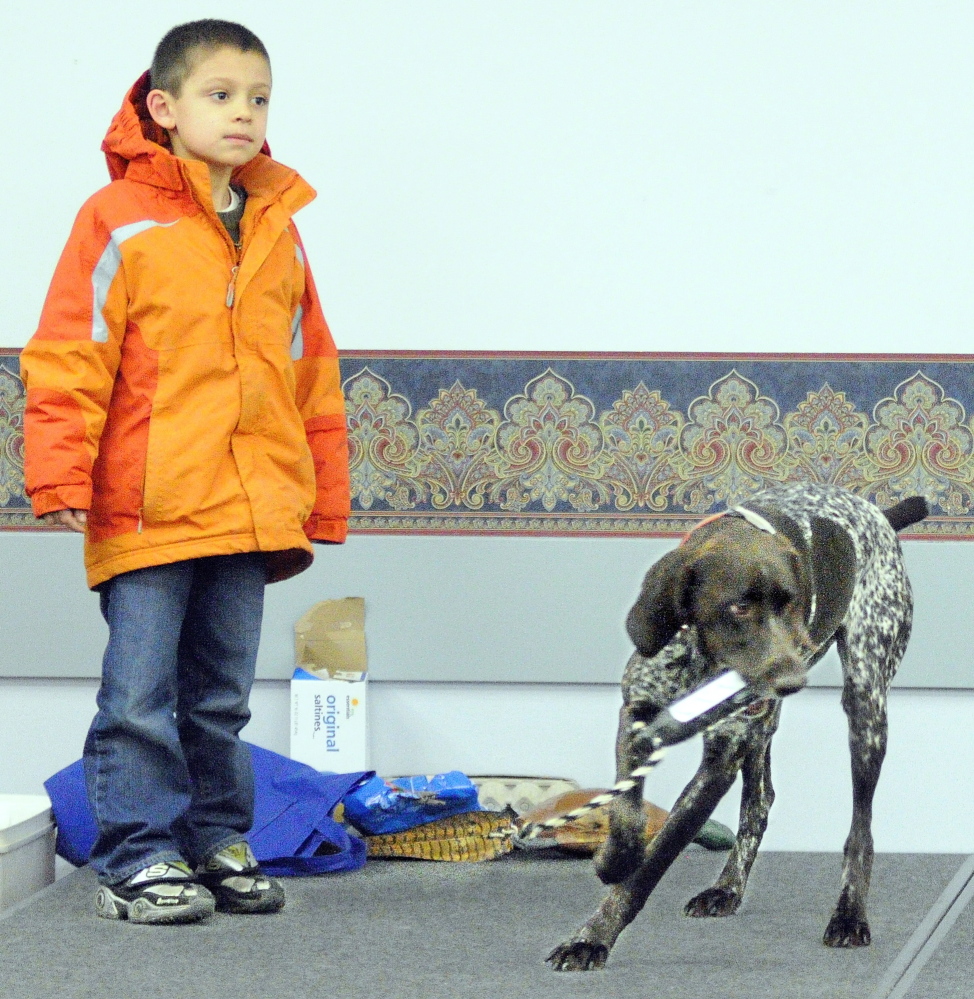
top-left (883, 495), bottom-right (929, 532)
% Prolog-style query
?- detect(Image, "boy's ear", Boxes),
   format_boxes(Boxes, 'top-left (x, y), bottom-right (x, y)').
top-left (145, 89), bottom-right (177, 131)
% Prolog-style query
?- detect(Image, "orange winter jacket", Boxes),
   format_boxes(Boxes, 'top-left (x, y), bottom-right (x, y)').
top-left (21, 73), bottom-right (350, 588)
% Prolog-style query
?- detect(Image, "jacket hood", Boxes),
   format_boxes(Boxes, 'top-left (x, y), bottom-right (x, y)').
top-left (101, 71), bottom-right (274, 192)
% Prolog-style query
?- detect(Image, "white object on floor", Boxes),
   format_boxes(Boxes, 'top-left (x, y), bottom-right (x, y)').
top-left (0, 794), bottom-right (55, 911)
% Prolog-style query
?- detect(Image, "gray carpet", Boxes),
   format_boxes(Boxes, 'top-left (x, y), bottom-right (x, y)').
top-left (0, 851), bottom-right (965, 999)
top-left (903, 908), bottom-right (974, 999)
top-left (899, 859), bottom-right (974, 999)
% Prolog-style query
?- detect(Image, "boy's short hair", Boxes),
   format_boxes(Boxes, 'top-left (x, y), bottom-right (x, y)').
top-left (150, 19), bottom-right (270, 96)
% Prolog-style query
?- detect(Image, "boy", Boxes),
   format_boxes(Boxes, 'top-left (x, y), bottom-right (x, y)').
top-left (20, 20), bottom-right (349, 923)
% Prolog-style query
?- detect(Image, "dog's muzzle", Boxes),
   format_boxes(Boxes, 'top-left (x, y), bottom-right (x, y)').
top-left (742, 618), bottom-right (810, 696)
top-left (761, 658), bottom-right (808, 696)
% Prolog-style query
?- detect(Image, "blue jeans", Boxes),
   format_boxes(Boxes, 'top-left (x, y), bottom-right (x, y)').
top-left (83, 553), bottom-right (266, 884)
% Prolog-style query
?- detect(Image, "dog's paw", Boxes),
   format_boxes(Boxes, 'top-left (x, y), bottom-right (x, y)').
top-left (593, 834), bottom-right (643, 885)
top-left (684, 886), bottom-right (741, 917)
top-left (823, 910), bottom-right (871, 947)
top-left (546, 940), bottom-right (610, 972)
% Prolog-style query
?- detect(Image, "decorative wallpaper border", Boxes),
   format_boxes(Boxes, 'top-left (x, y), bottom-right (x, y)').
top-left (3, 349), bottom-right (974, 538)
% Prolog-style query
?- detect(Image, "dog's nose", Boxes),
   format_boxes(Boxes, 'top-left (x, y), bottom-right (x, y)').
top-left (764, 658), bottom-right (808, 696)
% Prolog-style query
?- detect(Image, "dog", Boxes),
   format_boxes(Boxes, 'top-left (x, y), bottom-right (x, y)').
top-left (547, 482), bottom-right (929, 972)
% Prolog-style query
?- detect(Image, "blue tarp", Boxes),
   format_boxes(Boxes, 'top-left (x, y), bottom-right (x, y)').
top-left (44, 742), bottom-right (372, 876)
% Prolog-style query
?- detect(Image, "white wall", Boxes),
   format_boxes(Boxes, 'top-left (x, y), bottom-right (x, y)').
top-left (4, 677), bottom-right (973, 853)
top-left (3, 2), bottom-right (973, 852)
top-left (4, 2), bottom-right (974, 352)
top-left (7, 534), bottom-right (972, 688)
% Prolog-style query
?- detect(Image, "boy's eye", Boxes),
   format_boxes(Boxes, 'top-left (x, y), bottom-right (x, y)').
top-left (212, 91), bottom-right (229, 101)
top-left (252, 95), bottom-right (269, 107)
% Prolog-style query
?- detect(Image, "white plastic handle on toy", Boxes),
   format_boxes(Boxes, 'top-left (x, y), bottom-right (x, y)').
top-left (668, 670), bottom-right (748, 722)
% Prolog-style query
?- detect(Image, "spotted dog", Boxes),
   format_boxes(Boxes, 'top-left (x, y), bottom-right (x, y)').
top-left (548, 482), bottom-right (928, 972)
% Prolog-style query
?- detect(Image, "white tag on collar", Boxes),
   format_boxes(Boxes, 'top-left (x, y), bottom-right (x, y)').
top-left (729, 506), bottom-right (777, 535)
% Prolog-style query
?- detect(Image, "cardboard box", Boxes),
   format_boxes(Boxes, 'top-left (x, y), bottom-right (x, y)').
top-left (290, 598), bottom-right (368, 772)
top-left (0, 794), bottom-right (55, 911)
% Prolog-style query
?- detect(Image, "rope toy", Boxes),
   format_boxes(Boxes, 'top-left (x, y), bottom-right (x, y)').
top-left (515, 670), bottom-right (775, 844)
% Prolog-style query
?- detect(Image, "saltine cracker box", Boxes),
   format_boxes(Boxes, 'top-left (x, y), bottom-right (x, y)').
top-left (290, 598), bottom-right (369, 772)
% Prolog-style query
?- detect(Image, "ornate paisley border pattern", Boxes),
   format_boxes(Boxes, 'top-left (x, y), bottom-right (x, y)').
top-left (3, 349), bottom-right (974, 537)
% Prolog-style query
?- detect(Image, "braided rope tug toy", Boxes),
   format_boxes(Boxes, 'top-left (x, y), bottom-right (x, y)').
top-left (515, 670), bottom-right (776, 844)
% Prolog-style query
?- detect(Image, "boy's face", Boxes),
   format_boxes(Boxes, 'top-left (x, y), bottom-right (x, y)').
top-left (148, 46), bottom-right (271, 172)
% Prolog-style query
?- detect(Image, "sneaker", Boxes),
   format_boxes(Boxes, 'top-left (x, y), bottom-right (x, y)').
top-left (197, 842), bottom-right (285, 914)
top-left (94, 861), bottom-right (215, 924)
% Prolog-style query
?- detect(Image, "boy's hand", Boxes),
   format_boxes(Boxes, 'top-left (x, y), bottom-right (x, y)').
top-left (41, 509), bottom-right (87, 533)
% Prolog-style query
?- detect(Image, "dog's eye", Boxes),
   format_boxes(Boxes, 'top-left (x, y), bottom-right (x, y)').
top-left (770, 591), bottom-right (792, 615)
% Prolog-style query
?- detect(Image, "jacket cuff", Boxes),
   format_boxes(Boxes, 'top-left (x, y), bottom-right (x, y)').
top-left (30, 486), bottom-right (92, 518)
top-left (304, 513), bottom-right (348, 544)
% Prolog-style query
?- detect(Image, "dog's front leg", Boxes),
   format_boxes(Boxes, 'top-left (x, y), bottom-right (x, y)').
top-left (593, 701), bottom-right (649, 885)
top-left (685, 710), bottom-right (780, 917)
top-left (547, 749), bottom-right (741, 972)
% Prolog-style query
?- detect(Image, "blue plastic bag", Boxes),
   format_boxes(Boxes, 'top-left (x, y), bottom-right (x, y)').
top-left (341, 771), bottom-right (482, 836)
top-left (44, 742), bottom-right (372, 876)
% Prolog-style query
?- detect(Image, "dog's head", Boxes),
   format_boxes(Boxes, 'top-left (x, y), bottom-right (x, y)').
top-left (626, 518), bottom-right (814, 695)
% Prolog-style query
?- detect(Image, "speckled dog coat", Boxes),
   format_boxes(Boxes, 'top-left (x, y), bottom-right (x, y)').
top-left (547, 482), bottom-right (926, 972)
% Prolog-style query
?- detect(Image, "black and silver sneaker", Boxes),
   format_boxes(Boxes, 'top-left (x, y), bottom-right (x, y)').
top-left (94, 861), bottom-right (216, 924)
top-left (197, 842), bottom-right (285, 914)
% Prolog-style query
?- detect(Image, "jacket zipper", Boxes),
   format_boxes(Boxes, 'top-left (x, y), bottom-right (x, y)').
top-left (226, 264), bottom-right (239, 307)
top-left (138, 460), bottom-right (148, 534)
top-left (216, 187), bottom-right (241, 306)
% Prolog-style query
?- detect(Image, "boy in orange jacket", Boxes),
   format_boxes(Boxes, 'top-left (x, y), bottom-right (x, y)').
top-left (20, 19), bottom-right (349, 923)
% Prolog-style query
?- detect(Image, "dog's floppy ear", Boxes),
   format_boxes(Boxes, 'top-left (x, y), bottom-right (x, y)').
top-left (626, 546), bottom-right (695, 657)
top-left (808, 517), bottom-right (857, 646)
